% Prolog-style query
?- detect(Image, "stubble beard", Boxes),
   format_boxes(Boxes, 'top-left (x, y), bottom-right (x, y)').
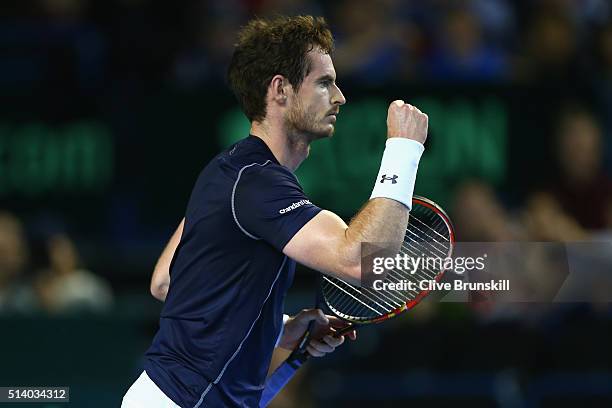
top-left (284, 100), bottom-right (334, 152)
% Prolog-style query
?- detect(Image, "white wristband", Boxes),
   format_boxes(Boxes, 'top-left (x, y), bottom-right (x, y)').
top-left (370, 138), bottom-right (424, 210)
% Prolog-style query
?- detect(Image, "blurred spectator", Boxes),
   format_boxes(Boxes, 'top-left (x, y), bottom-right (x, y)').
top-left (452, 180), bottom-right (522, 241)
top-left (173, 1), bottom-right (246, 88)
top-left (451, 185), bottom-right (589, 320)
top-left (425, 7), bottom-right (509, 81)
top-left (594, 23), bottom-right (612, 175)
top-left (545, 107), bottom-right (612, 230)
top-left (516, 9), bottom-right (584, 83)
top-left (0, 0), bottom-right (107, 94)
top-left (597, 23), bottom-right (612, 79)
top-left (449, 182), bottom-right (556, 319)
top-left (539, 0), bottom-right (611, 28)
top-left (34, 233), bottom-right (114, 314)
top-left (0, 0), bottom-right (108, 97)
top-left (471, 0), bottom-right (516, 45)
top-left (331, 0), bottom-right (410, 84)
top-left (522, 192), bottom-right (588, 241)
top-left (0, 212), bottom-right (37, 314)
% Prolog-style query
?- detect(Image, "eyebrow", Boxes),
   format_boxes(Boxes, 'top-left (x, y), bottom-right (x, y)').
top-left (316, 74), bottom-right (336, 83)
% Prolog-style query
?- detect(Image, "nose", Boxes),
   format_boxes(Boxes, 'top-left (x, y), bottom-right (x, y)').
top-left (332, 83), bottom-right (346, 106)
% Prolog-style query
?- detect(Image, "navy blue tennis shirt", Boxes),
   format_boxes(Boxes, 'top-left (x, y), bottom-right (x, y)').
top-left (144, 135), bottom-right (322, 407)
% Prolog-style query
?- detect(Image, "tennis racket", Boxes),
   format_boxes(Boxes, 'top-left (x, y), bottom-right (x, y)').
top-left (259, 196), bottom-right (455, 407)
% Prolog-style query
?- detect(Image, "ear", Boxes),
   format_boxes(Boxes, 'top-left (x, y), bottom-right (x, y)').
top-left (269, 75), bottom-right (290, 105)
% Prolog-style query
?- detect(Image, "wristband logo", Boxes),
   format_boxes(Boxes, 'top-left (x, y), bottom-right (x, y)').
top-left (380, 174), bottom-right (398, 184)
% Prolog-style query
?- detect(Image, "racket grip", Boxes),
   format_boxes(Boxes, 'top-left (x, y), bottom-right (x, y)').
top-left (287, 322), bottom-right (354, 367)
top-left (260, 324), bottom-right (355, 406)
top-left (260, 321), bottom-right (355, 406)
top-left (259, 332), bottom-right (312, 407)
top-left (286, 346), bottom-right (311, 368)
top-left (293, 319), bottom-right (315, 357)
top-left (335, 325), bottom-right (356, 337)
top-left (259, 357), bottom-right (302, 407)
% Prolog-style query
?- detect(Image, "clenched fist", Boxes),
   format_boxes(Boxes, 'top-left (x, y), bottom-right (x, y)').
top-left (387, 100), bottom-right (428, 144)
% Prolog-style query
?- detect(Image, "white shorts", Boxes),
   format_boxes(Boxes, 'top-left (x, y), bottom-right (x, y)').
top-left (122, 371), bottom-right (180, 408)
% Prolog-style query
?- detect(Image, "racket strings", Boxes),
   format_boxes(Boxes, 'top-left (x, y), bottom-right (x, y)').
top-left (325, 285), bottom-right (388, 319)
top-left (324, 223), bottom-right (451, 320)
top-left (398, 235), bottom-right (448, 278)
top-left (411, 210), bottom-right (449, 242)
top-left (325, 274), bottom-right (404, 314)
top-left (405, 228), bottom-right (447, 258)
top-left (323, 206), bottom-right (453, 321)
top-left (325, 254), bottom-right (424, 311)
top-left (326, 278), bottom-right (402, 318)
top-left (397, 211), bottom-right (452, 276)
top-left (329, 275), bottom-right (402, 312)
top-left (322, 276), bottom-right (385, 315)
top-left (405, 214), bottom-right (450, 256)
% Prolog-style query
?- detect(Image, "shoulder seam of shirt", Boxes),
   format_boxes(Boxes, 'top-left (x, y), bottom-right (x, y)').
top-left (193, 255), bottom-right (289, 408)
top-left (231, 160), bottom-right (273, 240)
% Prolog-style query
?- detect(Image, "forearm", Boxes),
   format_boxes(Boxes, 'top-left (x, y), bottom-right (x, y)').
top-left (151, 218), bottom-right (184, 301)
top-left (335, 138), bottom-right (424, 281)
top-left (341, 198), bottom-right (409, 268)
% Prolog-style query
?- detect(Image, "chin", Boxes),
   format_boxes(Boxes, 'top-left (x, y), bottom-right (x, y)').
top-left (317, 125), bottom-right (335, 139)
top-left (312, 132), bottom-right (332, 141)
top-left (292, 124), bottom-right (333, 143)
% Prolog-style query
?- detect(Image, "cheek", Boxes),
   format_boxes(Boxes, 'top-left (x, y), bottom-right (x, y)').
top-left (302, 99), bottom-right (321, 119)
top-left (297, 89), bottom-right (329, 121)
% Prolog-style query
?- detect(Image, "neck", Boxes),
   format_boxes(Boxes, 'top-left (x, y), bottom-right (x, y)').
top-left (250, 120), bottom-right (310, 171)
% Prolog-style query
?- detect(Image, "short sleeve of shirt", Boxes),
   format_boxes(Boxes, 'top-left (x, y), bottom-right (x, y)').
top-left (233, 163), bottom-right (322, 251)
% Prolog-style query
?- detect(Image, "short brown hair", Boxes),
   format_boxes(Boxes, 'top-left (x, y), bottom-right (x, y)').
top-left (227, 15), bottom-right (334, 122)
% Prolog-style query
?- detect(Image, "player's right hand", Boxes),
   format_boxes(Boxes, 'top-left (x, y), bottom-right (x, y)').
top-left (386, 100), bottom-right (428, 144)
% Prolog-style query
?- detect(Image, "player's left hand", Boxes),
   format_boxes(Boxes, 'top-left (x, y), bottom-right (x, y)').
top-left (278, 309), bottom-right (357, 357)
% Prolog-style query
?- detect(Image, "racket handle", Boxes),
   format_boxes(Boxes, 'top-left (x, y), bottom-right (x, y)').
top-left (260, 322), bottom-right (356, 406)
top-left (259, 321), bottom-right (314, 407)
top-left (286, 345), bottom-right (311, 368)
top-left (335, 324), bottom-right (356, 337)
top-left (259, 357), bottom-right (302, 407)
top-left (259, 341), bottom-right (311, 407)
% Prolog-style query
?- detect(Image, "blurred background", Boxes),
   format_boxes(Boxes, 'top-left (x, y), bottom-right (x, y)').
top-left (1, 0), bottom-right (612, 406)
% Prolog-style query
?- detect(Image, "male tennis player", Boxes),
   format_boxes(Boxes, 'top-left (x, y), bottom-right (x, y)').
top-left (122, 15), bottom-right (427, 408)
